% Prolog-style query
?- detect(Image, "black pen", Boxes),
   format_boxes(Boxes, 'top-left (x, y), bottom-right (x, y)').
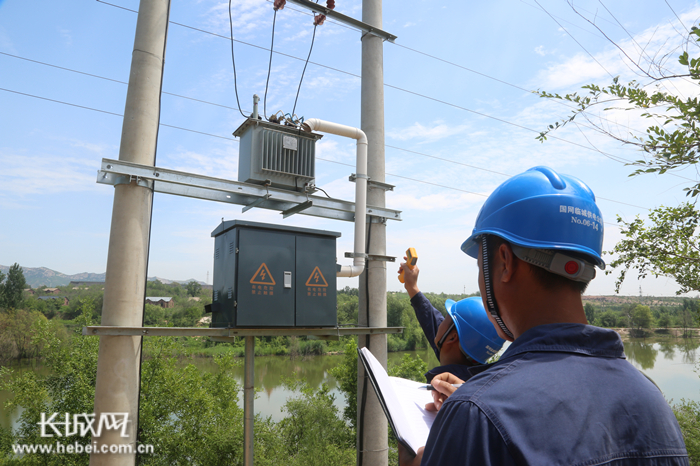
top-left (418, 383), bottom-right (463, 391)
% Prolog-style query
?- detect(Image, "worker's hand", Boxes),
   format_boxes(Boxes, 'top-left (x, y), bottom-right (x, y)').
top-left (398, 443), bottom-right (424, 466)
top-left (399, 256), bottom-right (420, 298)
top-left (425, 372), bottom-right (465, 412)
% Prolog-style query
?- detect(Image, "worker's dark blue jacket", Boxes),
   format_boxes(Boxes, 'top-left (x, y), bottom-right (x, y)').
top-left (410, 292), bottom-right (478, 383)
top-left (421, 323), bottom-right (689, 466)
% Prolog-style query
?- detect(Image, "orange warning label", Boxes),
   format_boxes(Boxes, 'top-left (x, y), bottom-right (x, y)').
top-left (305, 267), bottom-right (328, 287)
top-left (250, 263), bottom-right (276, 285)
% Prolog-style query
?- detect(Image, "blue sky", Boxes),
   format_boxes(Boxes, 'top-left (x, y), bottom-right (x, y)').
top-left (1, 0), bottom-right (699, 296)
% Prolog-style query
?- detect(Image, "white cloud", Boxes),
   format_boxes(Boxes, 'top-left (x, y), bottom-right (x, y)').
top-left (534, 45), bottom-right (546, 56)
top-left (162, 145), bottom-right (239, 179)
top-left (58, 27), bottom-right (72, 46)
top-left (388, 121), bottom-right (472, 143)
top-left (0, 149), bottom-right (98, 197)
top-left (533, 5), bottom-right (700, 92)
top-left (0, 26), bottom-right (16, 53)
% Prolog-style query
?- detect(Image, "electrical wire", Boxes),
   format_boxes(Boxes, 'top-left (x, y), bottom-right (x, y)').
top-left (94, 0), bottom-right (653, 148)
top-left (228, 0), bottom-right (248, 118)
top-left (664, 0), bottom-right (690, 35)
top-left (532, 0), bottom-right (615, 80)
top-left (0, 88), bottom-right (237, 140)
top-left (2, 84), bottom-right (689, 212)
top-left (263, 9), bottom-right (278, 120)
top-left (0, 85), bottom-right (669, 213)
top-left (0, 52), bottom-right (253, 113)
top-left (0, 50), bottom-right (649, 171)
top-left (292, 24), bottom-right (318, 117)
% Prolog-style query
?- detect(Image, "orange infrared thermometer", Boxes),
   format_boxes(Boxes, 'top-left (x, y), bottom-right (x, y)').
top-left (398, 247), bottom-right (418, 283)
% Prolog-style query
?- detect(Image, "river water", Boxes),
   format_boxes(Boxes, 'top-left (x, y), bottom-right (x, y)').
top-left (1, 337), bottom-right (698, 428)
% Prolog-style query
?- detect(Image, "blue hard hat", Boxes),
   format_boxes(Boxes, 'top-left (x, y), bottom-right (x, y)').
top-left (461, 166), bottom-right (605, 269)
top-left (445, 297), bottom-right (505, 364)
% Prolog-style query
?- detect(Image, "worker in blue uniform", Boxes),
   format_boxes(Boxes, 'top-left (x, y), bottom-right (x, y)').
top-left (401, 166), bottom-right (689, 466)
top-left (398, 261), bottom-right (504, 382)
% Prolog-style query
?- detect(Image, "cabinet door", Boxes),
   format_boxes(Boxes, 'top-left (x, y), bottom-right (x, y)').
top-left (295, 235), bottom-right (337, 327)
top-left (236, 228), bottom-right (295, 326)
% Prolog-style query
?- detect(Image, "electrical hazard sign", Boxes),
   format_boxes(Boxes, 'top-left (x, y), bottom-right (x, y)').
top-left (305, 267), bottom-right (328, 287)
top-left (306, 267), bottom-right (328, 298)
top-left (250, 263), bottom-right (276, 285)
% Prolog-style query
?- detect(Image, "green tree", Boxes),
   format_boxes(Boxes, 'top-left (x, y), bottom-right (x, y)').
top-left (1, 263), bottom-right (27, 310)
top-left (674, 399), bottom-right (700, 466)
top-left (328, 339), bottom-right (358, 429)
top-left (537, 25), bottom-right (700, 295)
top-left (584, 303), bottom-right (596, 324)
top-left (597, 310), bottom-right (619, 328)
top-left (388, 353), bottom-right (428, 382)
top-left (186, 279), bottom-right (202, 297)
top-left (631, 305), bottom-right (654, 330)
top-left (658, 313), bottom-right (672, 329)
top-left (277, 381), bottom-right (355, 466)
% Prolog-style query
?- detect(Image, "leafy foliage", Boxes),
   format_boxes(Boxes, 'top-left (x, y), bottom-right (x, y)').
top-left (277, 380), bottom-right (355, 466)
top-left (537, 25), bottom-right (700, 294)
top-left (1, 264), bottom-right (27, 310)
top-left (608, 203), bottom-right (700, 294)
top-left (537, 26), bottom-right (700, 198)
top-left (387, 354), bottom-right (428, 382)
top-left (630, 305), bottom-right (655, 330)
top-left (328, 339), bottom-right (358, 430)
top-left (185, 280), bottom-right (202, 298)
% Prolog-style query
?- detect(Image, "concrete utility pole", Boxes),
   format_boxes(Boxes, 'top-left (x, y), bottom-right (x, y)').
top-left (90, 0), bottom-right (170, 464)
top-left (357, 0), bottom-right (388, 464)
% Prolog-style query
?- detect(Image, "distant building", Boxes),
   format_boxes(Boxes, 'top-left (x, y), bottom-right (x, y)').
top-left (24, 288), bottom-right (35, 295)
top-left (38, 296), bottom-right (69, 306)
top-left (145, 297), bottom-right (174, 308)
top-left (44, 287), bottom-right (60, 294)
top-left (188, 297), bottom-right (201, 302)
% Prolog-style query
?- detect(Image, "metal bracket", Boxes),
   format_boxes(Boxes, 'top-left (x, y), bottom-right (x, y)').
top-left (100, 171), bottom-right (153, 189)
top-left (368, 254), bottom-right (396, 262)
top-left (349, 174), bottom-right (394, 192)
top-left (344, 252), bottom-right (369, 259)
top-left (242, 194), bottom-right (272, 213)
top-left (282, 200), bottom-right (313, 218)
top-left (284, 0), bottom-right (397, 43)
top-left (344, 252), bottom-right (394, 262)
top-left (83, 326), bottom-right (404, 337)
top-left (96, 159), bottom-right (402, 222)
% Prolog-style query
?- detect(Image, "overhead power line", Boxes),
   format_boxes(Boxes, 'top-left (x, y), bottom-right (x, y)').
top-left (532, 0), bottom-right (615, 80)
top-left (0, 85), bottom-right (646, 219)
top-left (95, 0), bottom-right (650, 149)
top-left (0, 87), bottom-right (236, 141)
top-left (3, 47), bottom-right (695, 189)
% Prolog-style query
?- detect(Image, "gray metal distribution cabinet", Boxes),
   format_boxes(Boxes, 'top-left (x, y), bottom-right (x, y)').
top-left (208, 220), bottom-right (340, 328)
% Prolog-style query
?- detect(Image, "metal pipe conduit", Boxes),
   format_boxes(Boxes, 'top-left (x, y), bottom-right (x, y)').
top-left (302, 118), bottom-right (368, 278)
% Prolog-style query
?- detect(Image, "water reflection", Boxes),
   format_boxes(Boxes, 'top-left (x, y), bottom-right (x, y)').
top-left (623, 338), bottom-right (699, 404)
top-left (624, 338), bottom-right (700, 369)
top-left (624, 341), bottom-right (659, 370)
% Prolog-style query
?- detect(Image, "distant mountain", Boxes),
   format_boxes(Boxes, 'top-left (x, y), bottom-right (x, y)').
top-left (0, 265), bottom-right (106, 288)
top-left (0, 265), bottom-right (206, 288)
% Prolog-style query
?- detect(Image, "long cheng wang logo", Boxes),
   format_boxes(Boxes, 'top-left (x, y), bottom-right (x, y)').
top-left (38, 413), bottom-right (130, 438)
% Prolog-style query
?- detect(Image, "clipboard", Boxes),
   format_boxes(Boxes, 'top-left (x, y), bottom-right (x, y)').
top-left (358, 347), bottom-right (437, 455)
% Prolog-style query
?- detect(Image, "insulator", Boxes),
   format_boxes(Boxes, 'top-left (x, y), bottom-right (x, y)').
top-left (273, 0), bottom-right (286, 10)
top-left (326, 0), bottom-right (335, 9)
top-left (313, 14), bottom-right (326, 25)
